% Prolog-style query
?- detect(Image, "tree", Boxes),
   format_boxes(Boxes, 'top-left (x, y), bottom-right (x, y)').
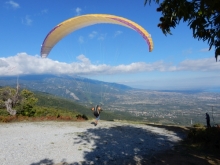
top-left (0, 85), bottom-right (20, 115)
top-left (17, 89), bottom-right (38, 117)
top-left (144, 0), bottom-right (220, 61)
top-left (0, 87), bottom-right (38, 116)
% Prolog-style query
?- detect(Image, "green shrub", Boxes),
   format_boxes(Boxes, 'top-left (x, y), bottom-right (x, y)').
top-left (76, 114), bottom-right (88, 120)
top-left (17, 106), bottom-right (36, 117)
top-left (82, 114), bottom-right (88, 120)
top-left (0, 109), bottom-right (9, 116)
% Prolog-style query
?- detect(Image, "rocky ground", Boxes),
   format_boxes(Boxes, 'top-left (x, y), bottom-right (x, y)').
top-left (0, 121), bottom-right (219, 165)
top-left (0, 121), bottom-right (220, 165)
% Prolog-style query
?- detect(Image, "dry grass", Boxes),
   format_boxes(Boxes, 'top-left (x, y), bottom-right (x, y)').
top-left (0, 115), bottom-right (88, 123)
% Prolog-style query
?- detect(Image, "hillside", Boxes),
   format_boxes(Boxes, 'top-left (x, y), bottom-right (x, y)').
top-left (0, 86), bottom-right (142, 122)
top-left (0, 74), bottom-right (133, 106)
top-left (35, 91), bottom-right (143, 121)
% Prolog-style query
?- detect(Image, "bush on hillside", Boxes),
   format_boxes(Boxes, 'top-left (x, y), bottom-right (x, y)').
top-left (0, 109), bottom-right (9, 116)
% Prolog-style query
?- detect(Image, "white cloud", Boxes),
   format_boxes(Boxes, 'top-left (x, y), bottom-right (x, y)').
top-left (78, 36), bottom-right (84, 43)
top-left (34, 9), bottom-right (48, 16)
top-left (5, 0), bottom-right (20, 9)
top-left (77, 55), bottom-right (90, 64)
top-left (88, 31), bottom-right (107, 41)
top-left (177, 58), bottom-right (220, 71)
top-left (98, 34), bottom-right (107, 41)
top-left (110, 61), bottom-right (169, 73)
top-left (114, 30), bottom-right (123, 37)
top-left (89, 31), bottom-right (97, 39)
top-left (22, 15), bottom-right (33, 26)
top-left (75, 7), bottom-right (81, 15)
top-left (0, 59), bottom-right (9, 67)
top-left (0, 53), bottom-right (219, 77)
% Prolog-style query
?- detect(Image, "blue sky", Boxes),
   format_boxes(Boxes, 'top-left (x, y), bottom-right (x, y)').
top-left (0, 0), bottom-right (219, 90)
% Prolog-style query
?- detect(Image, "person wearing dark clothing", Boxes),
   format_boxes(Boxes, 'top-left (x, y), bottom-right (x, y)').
top-left (91, 105), bottom-right (102, 126)
top-left (206, 113), bottom-right (211, 128)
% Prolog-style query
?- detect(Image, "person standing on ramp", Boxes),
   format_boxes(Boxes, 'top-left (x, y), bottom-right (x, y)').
top-left (206, 113), bottom-right (211, 128)
top-left (91, 105), bottom-right (102, 126)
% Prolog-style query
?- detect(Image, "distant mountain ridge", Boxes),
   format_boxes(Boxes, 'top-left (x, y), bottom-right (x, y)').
top-left (0, 74), bottom-right (134, 106)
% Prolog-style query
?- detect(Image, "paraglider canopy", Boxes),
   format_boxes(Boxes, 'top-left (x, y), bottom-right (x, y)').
top-left (41, 14), bottom-right (153, 58)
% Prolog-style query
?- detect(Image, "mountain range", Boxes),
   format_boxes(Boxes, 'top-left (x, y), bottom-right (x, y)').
top-left (0, 74), bottom-right (134, 107)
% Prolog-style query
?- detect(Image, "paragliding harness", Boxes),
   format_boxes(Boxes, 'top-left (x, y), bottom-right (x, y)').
top-left (93, 105), bottom-right (100, 117)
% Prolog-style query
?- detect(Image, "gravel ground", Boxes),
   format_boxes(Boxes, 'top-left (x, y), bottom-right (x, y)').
top-left (0, 121), bottom-right (185, 165)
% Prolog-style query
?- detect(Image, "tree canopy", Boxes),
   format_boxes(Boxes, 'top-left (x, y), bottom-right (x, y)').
top-left (144, 0), bottom-right (220, 61)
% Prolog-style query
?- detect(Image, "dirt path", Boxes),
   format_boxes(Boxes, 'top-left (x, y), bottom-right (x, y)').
top-left (0, 121), bottom-right (219, 165)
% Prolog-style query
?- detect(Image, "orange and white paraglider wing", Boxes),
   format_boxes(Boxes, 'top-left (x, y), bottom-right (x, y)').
top-left (41, 14), bottom-right (153, 58)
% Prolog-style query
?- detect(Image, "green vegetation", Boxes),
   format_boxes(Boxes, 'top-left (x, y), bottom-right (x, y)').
top-left (16, 89), bottom-right (38, 117)
top-left (0, 87), bottom-right (142, 122)
top-left (34, 91), bottom-right (93, 118)
top-left (0, 108), bottom-right (9, 116)
top-left (0, 87), bottom-right (91, 122)
top-left (0, 86), bottom-right (40, 116)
